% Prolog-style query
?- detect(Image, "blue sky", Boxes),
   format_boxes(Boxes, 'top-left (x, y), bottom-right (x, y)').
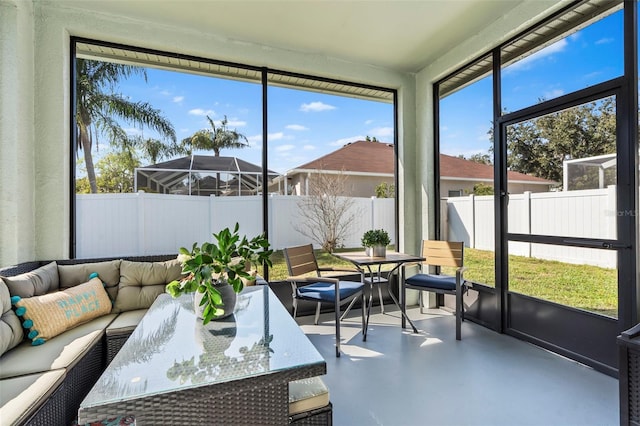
top-left (87, 9), bottom-right (626, 176)
top-left (439, 9), bottom-right (624, 159)
top-left (114, 69), bottom-right (394, 174)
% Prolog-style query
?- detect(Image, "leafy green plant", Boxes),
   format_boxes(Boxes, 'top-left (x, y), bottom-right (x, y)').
top-left (361, 229), bottom-right (391, 247)
top-left (166, 223), bottom-right (273, 324)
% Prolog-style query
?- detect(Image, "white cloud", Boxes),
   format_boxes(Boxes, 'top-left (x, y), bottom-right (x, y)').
top-left (300, 101), bottom-right (336, 112)
top-left (276, 144), bottom-right (295, 152)
top-left (226, 119), bottom-right (247, 127)
top-left (173, 96), bottom-right (184, 103)
top-left (188, 108), bottom-right (215, 117)
top-left (329, 135), bottom-right (363, 146)
top-left (365, 119), bottom-right (374, 125)
top-left (159, 90), bottom-right (171, 96)
top-left (505, 39), bottom-right (568, 72)
top-left (595, 37), bottom-right (614, 45)
top-left (286, 124), bottom-right (308, 131)
top-left (369, 126), bottom-right (393, 139)
top-left (268, 132), bottom-right (285, 141)
top-left (303, 145), bottom-right (315, 151)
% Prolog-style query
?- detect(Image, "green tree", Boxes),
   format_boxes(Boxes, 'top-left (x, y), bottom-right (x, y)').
top-left (468, 153), bottom-right (492, 165)
top-left (75, 177), bottom-right (91, 194)
top-left (76, 59), bottom-right (176, 193)
top-left (95, 151), bottom-right (141, 193)
top-left (473, 183), bottom-right (494, 195)
top-left (130, 136), bottom-right (179, 164)
top-left (181, 115), bottom-right (248, 156)
top-left (76, 151), bottom-right (140, 193)
top-left (375, 181), bottom-right (395, 198)
top-left (503, 98), bottom-right (616, 184)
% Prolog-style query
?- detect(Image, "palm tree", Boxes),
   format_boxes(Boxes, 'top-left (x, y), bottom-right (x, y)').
top-left (76, 59), bottom-right (176, 193)
top-left (181, 115), bottom-right (248, 195)
top-left (181, 115), bottom-right (248, 156)
top-left (130, 136), bottom-right (179, 164)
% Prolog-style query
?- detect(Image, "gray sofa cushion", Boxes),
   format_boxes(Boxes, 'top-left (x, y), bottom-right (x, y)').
top-left (0, 279), bottom-right (23, 356)
top-left (2, 261), bottom-right (59, 298)
top-left (106, 308), bottom-right (147, 337)
top-left (112, 260), bottom-right (182, 313)
top-left (58, 260), bottom-right (122, 301)
top-left (0, 370), bottom-right (66, 426)
top-left (0, 313), bottom-right (116, 379)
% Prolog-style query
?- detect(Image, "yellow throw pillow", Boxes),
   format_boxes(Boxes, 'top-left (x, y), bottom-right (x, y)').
top-left (11, 277), bottom-right (111, 345)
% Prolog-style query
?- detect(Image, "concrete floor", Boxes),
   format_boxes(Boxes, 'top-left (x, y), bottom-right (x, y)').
top-left (296, 305), bottom-right (618, 426)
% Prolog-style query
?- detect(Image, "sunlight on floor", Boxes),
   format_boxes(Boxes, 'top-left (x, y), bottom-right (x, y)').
top-left (295, 304), bottom-right (618, 426)
top-left (337, 345), bottom-right (384, 358)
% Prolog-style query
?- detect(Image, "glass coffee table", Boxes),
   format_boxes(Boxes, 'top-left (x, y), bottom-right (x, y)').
top-left (78, 286), bottom-right (326, 425)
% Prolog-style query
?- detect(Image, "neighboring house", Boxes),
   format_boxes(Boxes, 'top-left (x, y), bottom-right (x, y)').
top-left (271, 141), bottom-right (554, 197)
top-left (272, 140), bottom-right (395, 197)
top-left (440, 154), bottom-right (555, 197)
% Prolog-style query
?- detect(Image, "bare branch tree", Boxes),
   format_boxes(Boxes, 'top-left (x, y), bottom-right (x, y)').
top-left (294, 171), bottom-right (358, 253)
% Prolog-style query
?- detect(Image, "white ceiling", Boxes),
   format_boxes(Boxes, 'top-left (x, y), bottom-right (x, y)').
top-left (59, 0), bottom-right (528, 73)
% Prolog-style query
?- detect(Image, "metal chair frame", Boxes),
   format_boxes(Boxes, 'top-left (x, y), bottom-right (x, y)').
top-left (402, 240), bottom-right (468, 340)
top-left (284, 244), bottom-right (365, 357)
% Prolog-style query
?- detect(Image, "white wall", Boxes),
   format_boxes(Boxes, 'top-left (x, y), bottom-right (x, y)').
top-left (76, 194), bottom-right (396, 258)
top-left (0, 0), bottom-right (35, 264)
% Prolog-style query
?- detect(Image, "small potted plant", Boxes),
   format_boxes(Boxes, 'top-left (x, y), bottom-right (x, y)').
top-left (361, 229), bottom-right (390, 257)
top-left (166, 223), bottom-right (273, 324)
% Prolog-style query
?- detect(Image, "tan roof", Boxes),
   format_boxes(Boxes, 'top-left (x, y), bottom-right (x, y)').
top-left (292, 141), bottom-right (553, 184)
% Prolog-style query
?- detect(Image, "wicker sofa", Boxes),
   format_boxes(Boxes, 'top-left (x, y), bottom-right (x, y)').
top-left (0, 256), bottom-right (332, 426)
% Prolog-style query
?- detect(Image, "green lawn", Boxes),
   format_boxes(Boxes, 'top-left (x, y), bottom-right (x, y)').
top-left (267, 248), bottom-right (360, 280)
top-left (267, 247), bottom-right (618, 318)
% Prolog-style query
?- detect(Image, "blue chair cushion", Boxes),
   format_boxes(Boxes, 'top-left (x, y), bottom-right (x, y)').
top-left (405, 273), bottom-right (457, 291)
top-left (297, 281), bottom-right (363, 303)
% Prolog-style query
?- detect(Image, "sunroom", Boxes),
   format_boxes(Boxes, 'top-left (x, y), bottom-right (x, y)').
top-left (1, 0), bottom-right (637, 424)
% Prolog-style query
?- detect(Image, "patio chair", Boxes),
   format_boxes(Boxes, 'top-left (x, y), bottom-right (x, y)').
top-left (402, 240), bottom-right (468, 340)
top-left (284, 244), bottom-right (365, 357)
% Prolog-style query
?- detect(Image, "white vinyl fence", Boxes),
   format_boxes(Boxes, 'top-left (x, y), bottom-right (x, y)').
top-left (442, 186), bottom-right (618, 268)
top-left (78, 189), bottom-right (617, 268)
top-left (76, 193), bottom-right (395, 258)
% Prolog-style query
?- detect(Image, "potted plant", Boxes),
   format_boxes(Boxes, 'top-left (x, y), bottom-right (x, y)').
top-left (166, 223), bottom-right (273, 324)
top-left (361, 229), bottom-right (390, 257)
